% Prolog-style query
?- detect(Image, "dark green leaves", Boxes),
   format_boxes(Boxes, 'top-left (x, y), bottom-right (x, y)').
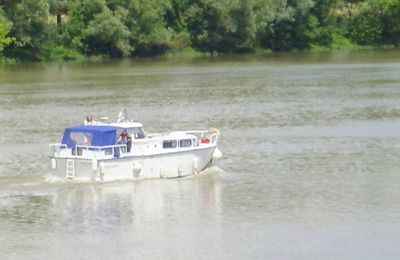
top-left (0, 0), bottom-right (399, 60)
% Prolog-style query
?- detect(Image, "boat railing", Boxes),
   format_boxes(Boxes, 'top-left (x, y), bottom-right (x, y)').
top-left (209, 132), bottom-right (219, 144)
top-left (74, 144), bottom-right (128, 159)
top-left (147, 133), bottom-right (162, 138)
top-left (185, 129), bottom-right (220, 144)
top-left (49, 143), bottom-right (128, 159)
top-left (49, 143), bottom-right (67, 157)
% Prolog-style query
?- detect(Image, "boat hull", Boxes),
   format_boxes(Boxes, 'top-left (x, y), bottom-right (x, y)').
top-left (49, 146), bottom-right (216, 181)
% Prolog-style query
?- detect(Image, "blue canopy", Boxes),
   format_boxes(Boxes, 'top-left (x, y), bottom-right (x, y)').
top-left (61, 125), bottom-right (120, 148)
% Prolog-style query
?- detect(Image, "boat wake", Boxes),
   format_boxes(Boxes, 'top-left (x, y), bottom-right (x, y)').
top-left (0, 175), bottom-right (63, 199)
top-left (0, 166), bottom-right (225, 199)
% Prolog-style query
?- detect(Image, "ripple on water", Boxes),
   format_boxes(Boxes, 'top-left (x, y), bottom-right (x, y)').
top-left (1, 52), bottom-right (400, 258)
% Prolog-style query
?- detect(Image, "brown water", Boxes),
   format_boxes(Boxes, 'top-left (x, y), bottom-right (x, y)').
top-left (1, 50), bottom-right (400, 259)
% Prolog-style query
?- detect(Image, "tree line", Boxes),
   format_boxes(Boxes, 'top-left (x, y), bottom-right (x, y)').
top-left (0, 0), bottom-right (399, 61)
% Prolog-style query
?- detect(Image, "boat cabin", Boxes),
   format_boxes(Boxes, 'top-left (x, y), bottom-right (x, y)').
top-left (109, 122), bottom-right (147, 140)
top-left (50, 124), bottom-right (216, 161)
top-left (62, 125), bottom-right (119, 148)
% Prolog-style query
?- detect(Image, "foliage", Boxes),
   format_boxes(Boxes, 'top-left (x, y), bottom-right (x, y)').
top-left (347, 1), bottom-right (383, 45)
top-left (347, 0), bottom-right (400, 46)
top-left (40, 42), bottom-right (85, 61)
top-left (379, 0), bottom-right (400, 45)
top-left (186, 0), bottom-right (258, 53)
top-left (127, 0), bottom-right (173, 56)
top-left (0, 23), bottom-right (13, 51)
top-left (85, 6), bottom-right (131, 56)
top-left (0, 0), bottom-right (399, 60)
top-left (0, 10), bottom-right (14, 56)
top-left (269, 0), bottom-right (342, 51)
top-left (1, 0), bottom-right (49, 60)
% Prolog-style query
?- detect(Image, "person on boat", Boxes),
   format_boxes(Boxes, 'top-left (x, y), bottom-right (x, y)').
top-left (83, 133), bottom-right (92, 146)
top-left (84, 114), bottom-right (97, 125)
top-left (118, 129), bottom-right (132, 152)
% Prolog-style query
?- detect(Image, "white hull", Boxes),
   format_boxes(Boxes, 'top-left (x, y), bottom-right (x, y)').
top-left (49, 146), bottom-right (216, 182)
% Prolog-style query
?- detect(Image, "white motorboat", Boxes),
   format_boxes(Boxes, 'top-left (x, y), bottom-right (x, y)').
top-left (48, 114), bottom-right (222, 181)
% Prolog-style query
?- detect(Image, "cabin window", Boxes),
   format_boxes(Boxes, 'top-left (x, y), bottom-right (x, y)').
top-left (163, 140), bottom-right (177, 149)
top-left (179, 139), bottom-right (192, 148)
top-left (129, 127), bottom-right (146, 139)
top-left (70, 132), bottom-right (93, 146)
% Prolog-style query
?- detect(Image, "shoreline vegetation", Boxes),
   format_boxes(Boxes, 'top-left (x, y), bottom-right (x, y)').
top-left (1, 0), bottom-right (400, 63)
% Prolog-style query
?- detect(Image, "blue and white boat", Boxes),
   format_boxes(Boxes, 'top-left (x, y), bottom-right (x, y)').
top-left (48, 119), bottom-right (222, 181)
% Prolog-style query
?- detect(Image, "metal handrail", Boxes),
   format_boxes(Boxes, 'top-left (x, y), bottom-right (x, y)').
top-left (49, 143), bottom-right (67, 156)
top-left (209, 133), bottom-right (219, 144)
top-left (186, 131), bottom-right (219, 144)
top-left (49, 143), bottom-right (128, 159)
top-left (74, 144), bottom-right (128, 158)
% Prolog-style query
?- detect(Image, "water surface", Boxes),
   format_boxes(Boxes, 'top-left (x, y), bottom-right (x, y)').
top-left (1, 50), bottom-right (400, 259)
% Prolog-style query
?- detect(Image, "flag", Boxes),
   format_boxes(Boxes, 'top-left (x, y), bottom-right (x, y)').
top-left (117, 107), bottom-right (127, 123)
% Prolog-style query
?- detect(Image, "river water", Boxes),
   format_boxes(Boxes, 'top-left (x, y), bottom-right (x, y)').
top-left (1, 50), bottom-right (400, 259)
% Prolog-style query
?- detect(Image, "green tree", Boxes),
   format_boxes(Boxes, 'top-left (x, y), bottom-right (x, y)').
top-left (347, 1), bottom-right (383, 45)
top-left (0, 23), bottom-right (13, 53)
top-left (270, 0), bottom-right (317, 50)
top-left (126, 0), bottom-right (173, 56)
top-left (0, 10), bottom-right (14, 56)
top-left (48, 0), bottom-right (69, 26)
top-left (379, 0), bottom-right (400, 45)
top-left (164, 0), bottom-right (187, 33)
top-left (0, 0), bottom-right (49, 59)
top-left (85, 7), bottom-right (131, 56)
top-left (186, 0), bottom-right (258, 53)
top-left (310, 0), bottom-right (340, 46)
top-left (65, 0), bottom-right (131, 57)
top-left (228, 0), bottom-right (257, 52)
top-left (270, 0), bottom-right (342, 50)
top-left (342, 0), bottom-right (365, 18)
top-left (253, 0), bottom-right (289, 49)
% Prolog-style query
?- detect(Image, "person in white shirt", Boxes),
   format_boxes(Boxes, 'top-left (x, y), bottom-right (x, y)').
top-left (84, 114), bottom-right (97, 125)
top-left (118, 129), bottom-right (132, 152)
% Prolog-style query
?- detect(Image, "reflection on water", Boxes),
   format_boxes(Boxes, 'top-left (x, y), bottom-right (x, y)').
top-left (0, 171), bottom-right (225, 259)
top-left (1, 50), bottom-right (400, 258)
top-left (51, 172), bottom-right (222, 230)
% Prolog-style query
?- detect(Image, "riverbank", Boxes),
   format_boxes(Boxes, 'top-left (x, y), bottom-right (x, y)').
top-left (1, 0), bottom-right (400, 65)
top-left (2, 44), bottom-right (400, 65)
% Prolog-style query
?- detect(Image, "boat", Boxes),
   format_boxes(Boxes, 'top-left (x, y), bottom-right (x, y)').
top-left (48, 112), bottom-right (222, 181)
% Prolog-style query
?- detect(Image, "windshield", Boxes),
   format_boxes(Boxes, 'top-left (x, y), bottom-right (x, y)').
top-left (128, 127), bottom-right (146, 139)
top-left (70, 132), bottom-right (93, 146)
